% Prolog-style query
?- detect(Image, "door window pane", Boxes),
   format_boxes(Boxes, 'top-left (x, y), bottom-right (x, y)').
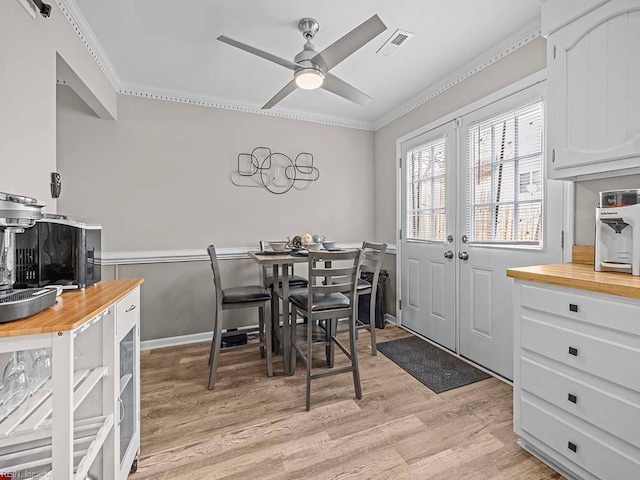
top-left (406, 135), bottom-right (447, 241)
top-left (467, 102), bottom-right (544, 245)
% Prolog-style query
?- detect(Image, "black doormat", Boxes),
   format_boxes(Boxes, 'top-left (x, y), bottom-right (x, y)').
top-left (376, 336), bottom-right (491, 393)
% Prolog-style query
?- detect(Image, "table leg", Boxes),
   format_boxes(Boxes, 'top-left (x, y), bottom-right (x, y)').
top-left (272, 265), bottom-right (281, 355)
top-left (282, 267), bottom-right (292, 375)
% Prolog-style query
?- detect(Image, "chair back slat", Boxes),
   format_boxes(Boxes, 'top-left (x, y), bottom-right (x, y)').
top-left (312, 283), bottom-right (353, 295)
top-left (310, 266), bottom-right (356, 278)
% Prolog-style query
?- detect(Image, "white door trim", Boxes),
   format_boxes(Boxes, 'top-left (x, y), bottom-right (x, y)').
top-left (395, 69), bottom-right (571, 329)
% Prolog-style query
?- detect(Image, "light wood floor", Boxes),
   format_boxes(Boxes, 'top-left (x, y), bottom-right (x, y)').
top-left (131, 326), bottom-right (562, 479)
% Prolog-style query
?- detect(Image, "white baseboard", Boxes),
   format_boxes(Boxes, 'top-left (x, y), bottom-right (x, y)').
top-left (141, 331), bottom-right (213, 350)
top-left (143, 315), bottom-right (398, 350)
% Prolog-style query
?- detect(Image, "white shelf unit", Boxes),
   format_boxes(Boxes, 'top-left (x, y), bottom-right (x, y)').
top-left (0, 285), bottom-right (141, 480)
top-left (0, 306), bottom-right (115, 479)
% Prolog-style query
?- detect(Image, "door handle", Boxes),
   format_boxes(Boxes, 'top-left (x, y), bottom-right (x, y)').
top-left (444, 251), bottom-right (454, 259)
top-left (458, 251), bottom-right (469, 261)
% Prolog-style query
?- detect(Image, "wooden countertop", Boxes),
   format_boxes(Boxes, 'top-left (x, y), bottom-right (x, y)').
top-left (0, 279), bottom-right (144, 338)
top-left (506, 263), bottom-right (640, 299)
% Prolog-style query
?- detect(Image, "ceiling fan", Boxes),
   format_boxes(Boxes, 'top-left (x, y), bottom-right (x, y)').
top-left (217, 15), bottom-right (387, 109)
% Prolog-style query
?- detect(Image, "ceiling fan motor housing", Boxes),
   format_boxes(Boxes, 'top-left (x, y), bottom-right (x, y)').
top-left (298, 18), bottom-right (320, 40)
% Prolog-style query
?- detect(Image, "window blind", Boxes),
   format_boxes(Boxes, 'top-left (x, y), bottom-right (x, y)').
top-left (466, 102), bottom-right (543, 245)
top-left (406, 135), bottom-right (447, 242)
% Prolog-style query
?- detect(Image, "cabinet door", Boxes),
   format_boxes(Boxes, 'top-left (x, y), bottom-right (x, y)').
top-left (548, 0), bottom-right (640, 178)
top-left (116, 287), bottom-right (140, 479)
top-left (118, 322), bottom-right (139, 479)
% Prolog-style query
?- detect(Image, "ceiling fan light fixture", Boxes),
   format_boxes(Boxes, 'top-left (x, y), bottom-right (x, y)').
top-left (294, 67), bottom-right (325, 90)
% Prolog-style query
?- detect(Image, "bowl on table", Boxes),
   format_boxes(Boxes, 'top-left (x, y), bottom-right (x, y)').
top-left (269, 241), bottom-right (289, 252)
top-left (322, 241), bottom-right (336, 250)
top-left (303, 242), bottom-right (321, 252)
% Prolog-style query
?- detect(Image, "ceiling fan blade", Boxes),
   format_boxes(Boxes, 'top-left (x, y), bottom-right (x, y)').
top-left (262, 80), bottom-right (297, 109)
top-left (217, 35), bottom-right (299, 70)
top-left (311, 15), bottom-right (387, 71)
top-left (322, 74), bottom-right (371, 105)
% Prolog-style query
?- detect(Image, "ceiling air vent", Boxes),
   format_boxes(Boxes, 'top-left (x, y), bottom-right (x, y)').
top-left (376, 29), bottom-right (414, 57)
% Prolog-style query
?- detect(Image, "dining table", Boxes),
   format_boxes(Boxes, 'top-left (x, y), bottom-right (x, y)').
top-left (248, 250), bottom-right (309, 375)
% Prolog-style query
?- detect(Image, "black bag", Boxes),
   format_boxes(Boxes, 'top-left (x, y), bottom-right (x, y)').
top-left (357, 270), bottom-right (387, 329)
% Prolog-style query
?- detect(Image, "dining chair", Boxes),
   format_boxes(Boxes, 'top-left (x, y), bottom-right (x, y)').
top-left (327, 242), bottom-right (387, 361)
top-left (350, 241), bottom-right (387, 355)
top-left (289, 249), bottom-right (363, 411)
top-left (259, 241), bottom-right (308, 290)
top-left (206, 245), bottom-right (273, 390)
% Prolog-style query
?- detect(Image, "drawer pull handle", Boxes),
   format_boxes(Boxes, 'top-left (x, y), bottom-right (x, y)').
top-left (568, 393), bottom-right (577, 404)
top-left (568, 346), bottom-right (578, 357)
top-left (568, 441), bottom-right (577, 453)
top-left (569, 303), bottom-right (578, 313)
top-left (125, 305), bottom-right (137, 313)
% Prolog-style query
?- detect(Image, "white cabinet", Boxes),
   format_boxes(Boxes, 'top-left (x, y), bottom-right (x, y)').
top-left (0, 283), bottom-right (141, 479)
top-left (544, 0), bottom-right (640, 179)
top-left (512, 281), bottom-right (640, 480)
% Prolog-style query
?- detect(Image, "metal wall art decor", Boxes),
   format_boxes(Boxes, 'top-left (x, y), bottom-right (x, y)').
top-left (231, 147), bottom-right (320, 194)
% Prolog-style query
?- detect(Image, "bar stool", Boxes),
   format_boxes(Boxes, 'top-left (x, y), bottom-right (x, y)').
top-left (329, 242), bottom-right (387, 358)
top-left (352, 242), bottom-right (387, 355)
top-left (289, 249), bottom-right (363, 411)
top-left (206, 245), bottom-right (273, 390)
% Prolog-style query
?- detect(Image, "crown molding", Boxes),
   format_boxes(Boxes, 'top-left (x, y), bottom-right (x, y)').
top-left (57, 0), bottom-right (541, 133)
top-left (56, 0), bottom-right (121, 89)
top-left (117, 82), bottom-right (376, 131)
top-left (372, 19), bottom-right (543, 130)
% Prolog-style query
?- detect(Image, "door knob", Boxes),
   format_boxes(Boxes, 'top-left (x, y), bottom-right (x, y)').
top-left (444, 251), bottom-right (454, 259)
top-left (458, 251), bottom-right (469, 260)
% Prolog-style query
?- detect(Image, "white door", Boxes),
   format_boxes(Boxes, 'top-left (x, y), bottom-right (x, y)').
top-left (400, 123), bottom-right (457, 351)
top-left (398, 81), bottom-right (565, 380)
top-left (458, 88), bottom-right (564, 380)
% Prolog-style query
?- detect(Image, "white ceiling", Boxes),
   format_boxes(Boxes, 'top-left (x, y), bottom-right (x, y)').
top-left (72, 0), bottom-right (542, 127)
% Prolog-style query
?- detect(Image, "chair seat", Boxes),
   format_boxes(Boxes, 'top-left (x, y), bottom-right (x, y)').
top-left (265, 275), bottom-right (308, 289)
top-left (289, 291), bottom-right (350, 311)
top-left (222, 286), bottom-right (271, 304)
top-left (331, 277), bottom-right (371, 290)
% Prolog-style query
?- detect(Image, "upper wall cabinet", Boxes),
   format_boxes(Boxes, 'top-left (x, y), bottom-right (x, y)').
top-left (545, 0), bottom-right (640, 180)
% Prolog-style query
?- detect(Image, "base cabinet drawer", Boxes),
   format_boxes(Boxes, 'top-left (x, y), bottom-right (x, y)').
top-left (521, 398), bottom-right (640, 480)
top-left (521, 316), bottom-right (640, 392)
top-left (521, 357), bottom-right (640, 448)
top-left (521, 284), bottom-right (640, 336)
top-left (116, 288), bottom-right (140, 336)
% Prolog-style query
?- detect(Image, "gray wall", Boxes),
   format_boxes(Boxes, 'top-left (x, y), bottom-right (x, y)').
top-left (575, 174), bottom-right (640, 245)
top-left (57, 87), bottom-right (375, 340)
top-left (57, 89), bottom-right (374, 251)
top-left (0, 0), bottom-right (115, 207)
top-left (373, 38), bottom-right (548, 243)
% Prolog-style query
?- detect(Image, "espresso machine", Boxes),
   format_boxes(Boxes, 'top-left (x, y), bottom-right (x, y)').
top-left (0, 192), bottom-right (57, 323)
top-left (595, 189), bottom-right (640, 275)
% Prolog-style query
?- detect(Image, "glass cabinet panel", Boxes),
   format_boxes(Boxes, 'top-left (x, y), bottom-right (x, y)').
top-left (119, 327), bottom-right (136, 465)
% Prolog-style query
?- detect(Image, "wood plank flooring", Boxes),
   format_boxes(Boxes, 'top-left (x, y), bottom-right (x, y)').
top-left (131, 326), bottom-right (562, 479)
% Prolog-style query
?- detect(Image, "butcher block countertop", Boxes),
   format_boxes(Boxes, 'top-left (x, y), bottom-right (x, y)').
top-left (506, 263), bottom-right (640, 300)
top-left (0, 279), bottom-right (144, 338)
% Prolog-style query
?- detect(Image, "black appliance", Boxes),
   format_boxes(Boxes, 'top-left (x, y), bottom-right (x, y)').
top-left (15, 214), bottom-right (101, 289)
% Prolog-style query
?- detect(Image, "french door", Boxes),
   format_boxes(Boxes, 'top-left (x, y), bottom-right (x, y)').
top-left (400, 82), bottom-right (565, 380)
top-left (400, 123), bottom-right (457, 351)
